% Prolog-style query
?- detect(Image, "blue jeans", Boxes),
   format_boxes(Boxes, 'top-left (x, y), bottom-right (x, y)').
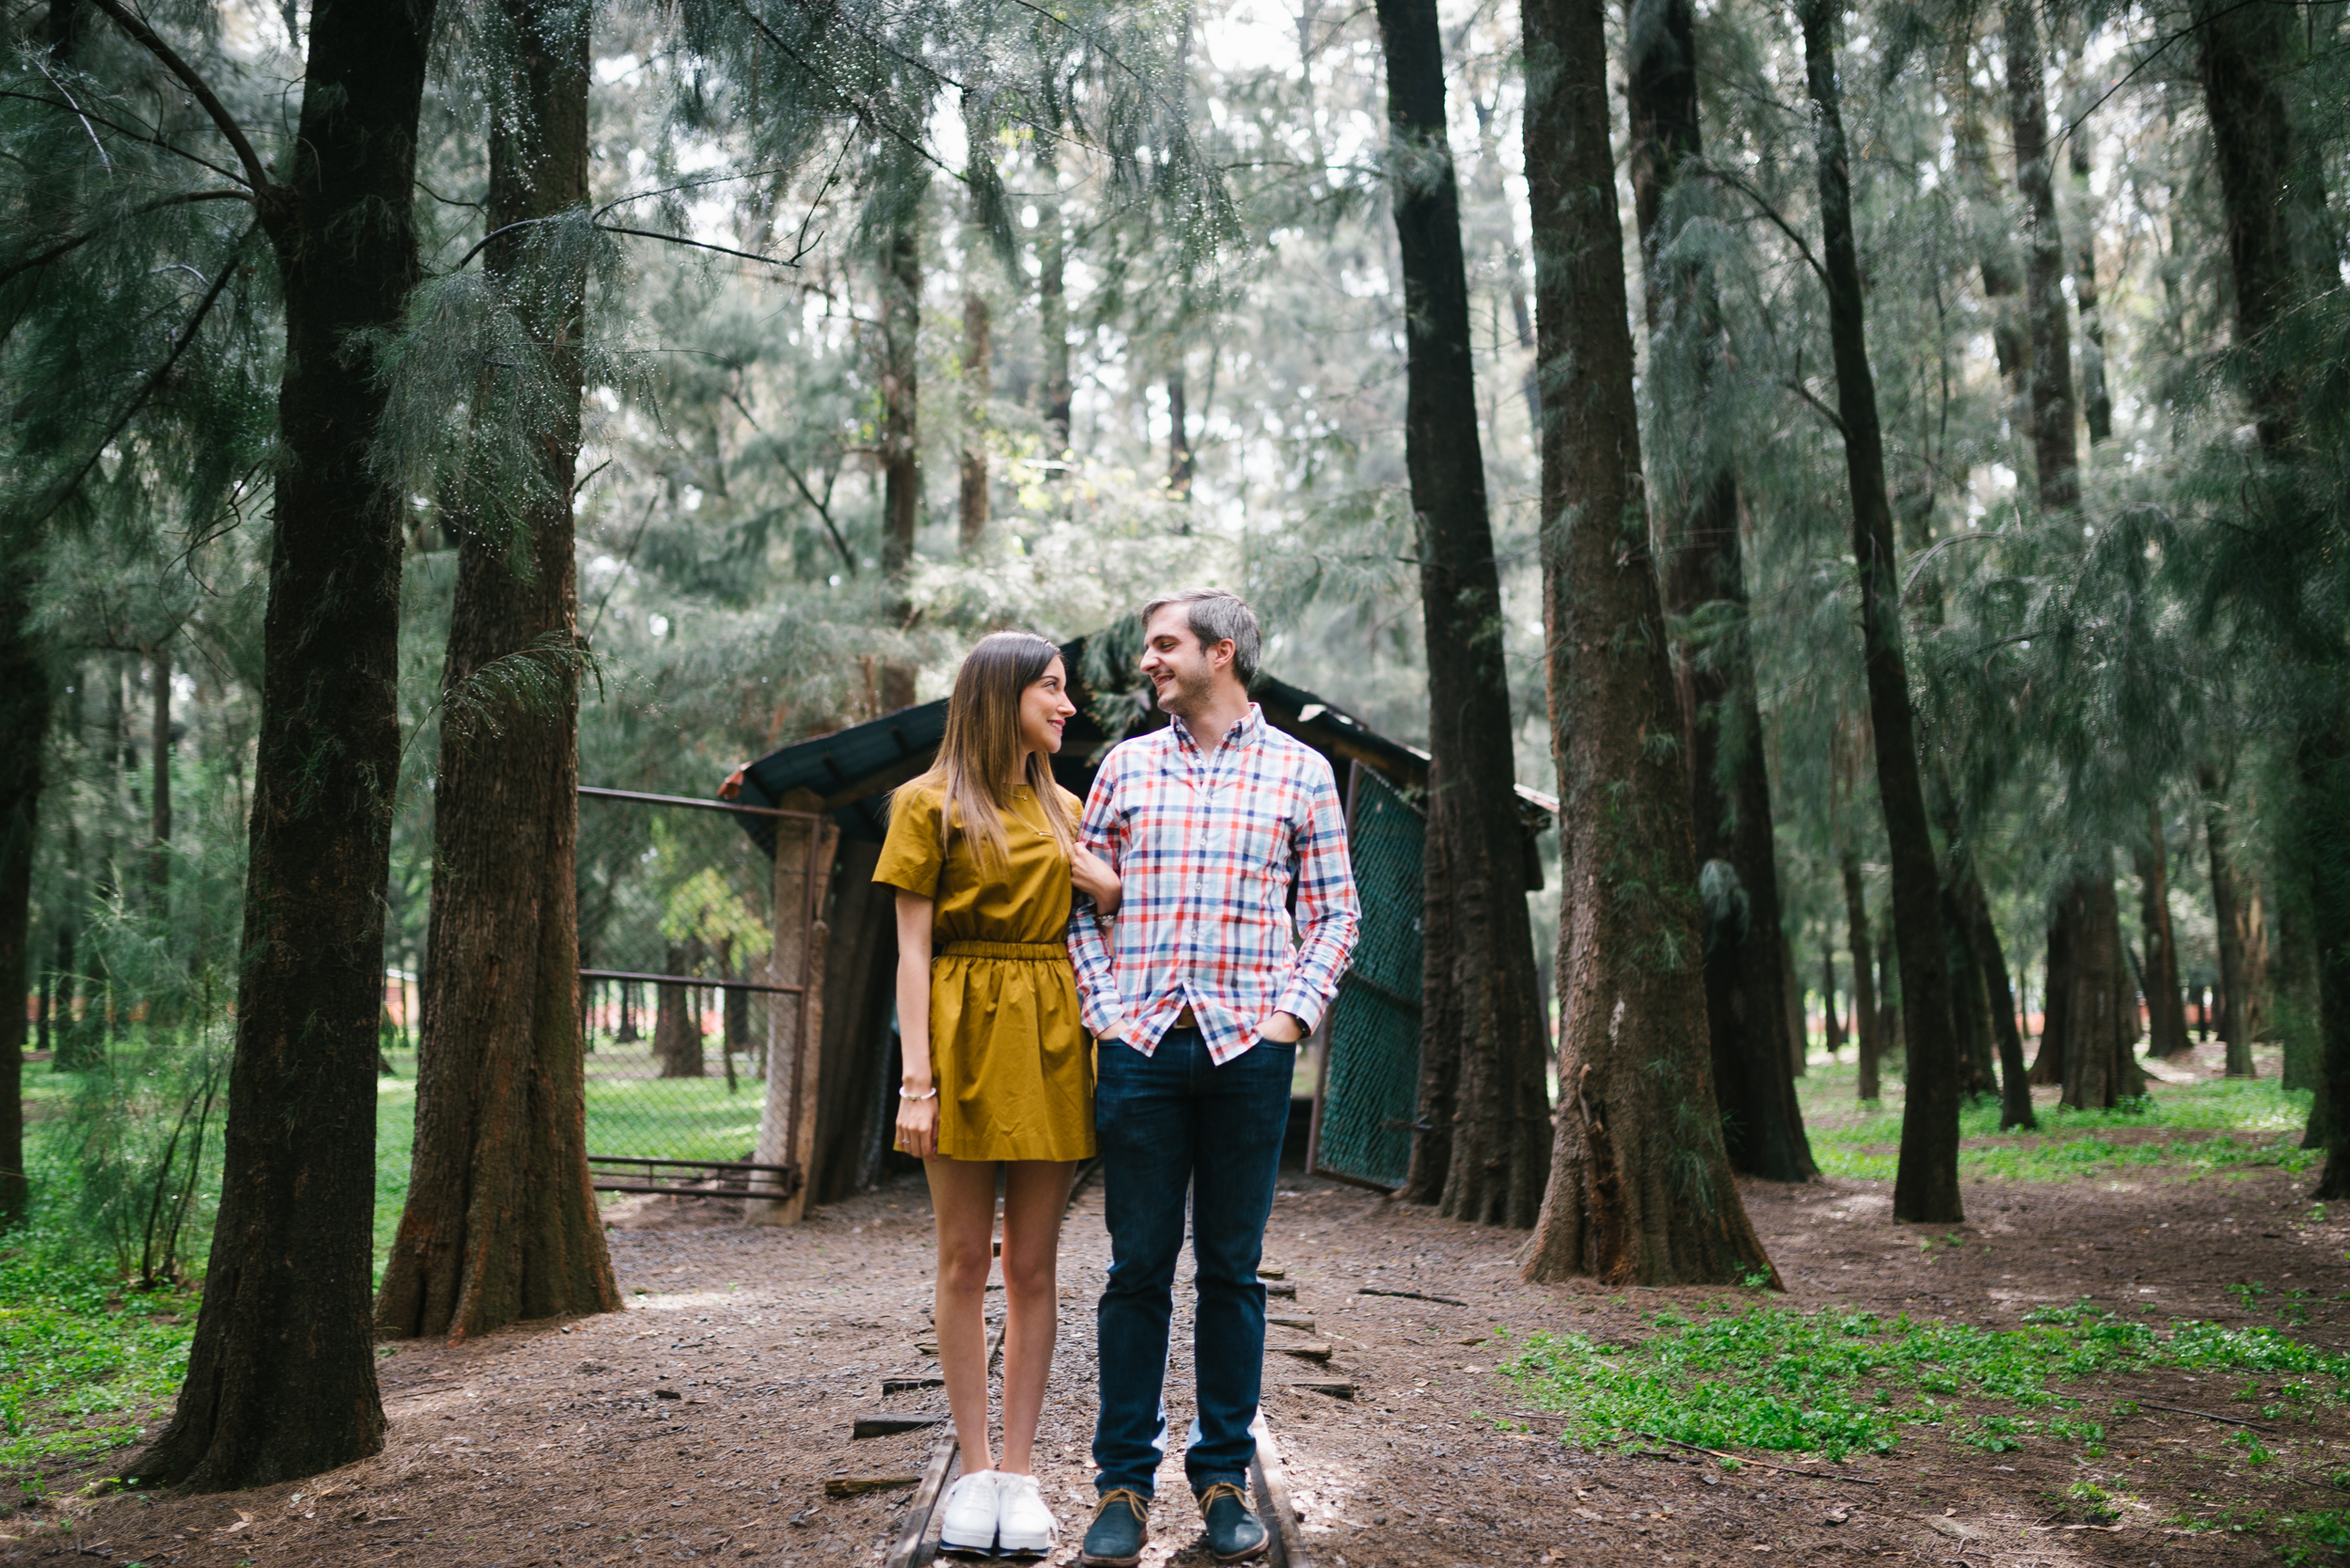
top-left (1092, 1027), bottom-right (1294, 1498)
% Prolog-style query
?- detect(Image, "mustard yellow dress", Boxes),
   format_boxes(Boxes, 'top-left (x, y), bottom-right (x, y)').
top-left (873, 779), bottom-right (1097, 1162)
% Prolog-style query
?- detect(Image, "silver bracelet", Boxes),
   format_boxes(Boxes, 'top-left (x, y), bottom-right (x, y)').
top-left (899, 1084), bottom-right (939, 1102)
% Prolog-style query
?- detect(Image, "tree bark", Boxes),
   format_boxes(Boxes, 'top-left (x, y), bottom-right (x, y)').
top-left (1797, 0), bottom-right (1965, 1223)
top-left (131, 0), bottom-right (440, 1492)
top-left (1403, 788), bottom-right (1459, 1205)
top-left (1626, 0), bottom-right (1814, 1184)
top-left (1036, 123), bottom-right (1071, 465)
top-left (2031, 898), bottom-right (2071, 1083)
top-left (1167, 367), bottom-right (1194, 498)
top-left (2005, 0), bottom-right (2079, 511)
top-left (149, 647), bottom-right (171, 904)
top-left (1372, 0), bottom-right (1553, 1229)
top-left (2058, 875), bottom-right (2146, 1110)
top-left (373, 0), bottom-right (619, 1345)
top-left (1517, 0), bottom-right (1775, 1283)
top-left (2202, 773), bottom-right (2257, 1077)
top-left (2301, 726), bottom-right (2350, 1197)
top-left (1958, 871), bottom-right (2035, 1130)
top-left (1841, 853), bottom-right (1881, 1100)
top-left (959, 290), bottom-right (990, 552)
top-left (0, 576), bottom-right (47, 1224)
top-left (1823, 949), bottom-right (1843, 1054)
top-left (1942, 880), bottom-right (1998, 1099)
top-left (654, 941), bottom-right (706, 1079)
top-left (2136, 809), bottom-right (2191, 1058)
top-left (2064, 111), bottom-right (2113, 445)
top-left (878, 207), bottom-right (921, 713)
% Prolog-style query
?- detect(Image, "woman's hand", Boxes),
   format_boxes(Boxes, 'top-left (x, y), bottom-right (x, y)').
top-left (1071, 845), bottom-right (1122, 915)
top-left (896, 1087), bottom-right (940, 1160)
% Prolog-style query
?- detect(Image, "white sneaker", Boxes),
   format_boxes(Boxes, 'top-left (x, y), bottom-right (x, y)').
top-left (938, 1468), bottom-right (1002, 1556)
top-left (994, 1472), bottom-right (1058, 1557)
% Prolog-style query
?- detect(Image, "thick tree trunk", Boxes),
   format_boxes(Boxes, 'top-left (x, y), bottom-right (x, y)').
top-left (1942, 881), bottom-right (1998, 1100)
top-left (373, 0), bottom-right (619, 1345)
top-left (1797, 0), bottom-right (1965, 1223)
top-left (2136, 811), bottom-right (2191, 1058)
top-left (0, 578), bottom-right (46, 1224)
top-left (2005, 0), bottom-right (2079, 511)
top-left (1517, 0), bottom-right (1775, 1283)
top-left (1841, 854), bottom-right (1882, 1100)
top-left (878, 209), bottom-right (921, 713)
top-left (1372, 0), bottom-right (1552, 1228)
top-left (2301, 725), bottom-right (2350, 1196)
top-left (1627, 0), bottom-right (1814, 1184)
top-left (131, 0), bottom-right (440, 1491)
top-left (2192, 0), bottom-right (2307, 444)
top-left (2058, 875), bottom-right (2146, 1110)
top-left (959, 290), bottom-right (990, 552)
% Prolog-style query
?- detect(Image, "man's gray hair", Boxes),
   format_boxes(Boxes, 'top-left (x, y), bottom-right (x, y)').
top-left (1141, 588), bottom-right (1261, 686)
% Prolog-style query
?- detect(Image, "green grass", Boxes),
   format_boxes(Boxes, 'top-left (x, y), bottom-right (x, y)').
top-left (1794, 1059), bottom-right (2318, 1183)
top-left (1497, 1299), bottom-right (2350, 1463)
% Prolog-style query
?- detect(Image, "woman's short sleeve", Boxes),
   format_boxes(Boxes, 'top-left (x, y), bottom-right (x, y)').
top-left (874, 784), bottom-right (946, 897)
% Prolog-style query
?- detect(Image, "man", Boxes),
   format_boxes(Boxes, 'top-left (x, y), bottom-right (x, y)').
top-left (1068, 589), bottom-right (1361, 1565)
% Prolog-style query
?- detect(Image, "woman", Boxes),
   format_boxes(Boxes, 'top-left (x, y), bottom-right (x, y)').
top-left (875, 632), bottom-right (1120, 1558)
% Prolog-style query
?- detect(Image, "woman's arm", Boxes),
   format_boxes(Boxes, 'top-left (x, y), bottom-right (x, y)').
top-left (893, 889), bottom-right (940, 1159)
top-left (1071, 845), bottom-right (1122, 917)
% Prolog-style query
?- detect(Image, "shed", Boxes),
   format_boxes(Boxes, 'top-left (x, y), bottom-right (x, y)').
top-left (721, 633), bottom-right (1555, 1207)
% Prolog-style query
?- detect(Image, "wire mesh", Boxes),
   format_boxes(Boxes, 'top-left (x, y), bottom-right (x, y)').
top-left (1311, 767), bottom-right (1425, 1190)
top-left (575, 791), bottom-right (800, 1184)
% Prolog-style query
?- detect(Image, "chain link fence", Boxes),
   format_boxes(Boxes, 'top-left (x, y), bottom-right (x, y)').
top-left (1309, 766), bottom-right (1425, 1190)
top-left (576, 787), bottom-right (814, 1194)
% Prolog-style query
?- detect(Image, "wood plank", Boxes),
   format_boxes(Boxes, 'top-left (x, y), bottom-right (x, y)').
top-left (1248, 1414), bottom-right (1313, 1568)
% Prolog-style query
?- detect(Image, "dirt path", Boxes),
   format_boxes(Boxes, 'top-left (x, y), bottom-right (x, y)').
top-left (23, 1084), bottom-right (2350, 1568)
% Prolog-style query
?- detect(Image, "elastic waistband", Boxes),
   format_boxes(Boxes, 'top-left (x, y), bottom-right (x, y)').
top-left (937, 940), bottom-right (1066, 961)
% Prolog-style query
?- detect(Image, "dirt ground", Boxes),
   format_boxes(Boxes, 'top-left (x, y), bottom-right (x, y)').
top-left (11, 1050), bottom-right (2350, 1567)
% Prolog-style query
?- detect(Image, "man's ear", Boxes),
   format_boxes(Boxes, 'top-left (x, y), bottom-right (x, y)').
top-left (1211, 639), bottom-right (1235, 673)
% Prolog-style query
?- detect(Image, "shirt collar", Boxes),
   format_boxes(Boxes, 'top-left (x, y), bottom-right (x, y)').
top-left (1167, 702), bottom-right (1263, 758)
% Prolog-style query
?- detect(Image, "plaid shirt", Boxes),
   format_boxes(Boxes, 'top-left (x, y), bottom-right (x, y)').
top-left (1068, 704), bottom-right (1361, 1064)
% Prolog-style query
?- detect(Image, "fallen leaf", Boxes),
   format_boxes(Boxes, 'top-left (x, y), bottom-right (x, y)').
top-left (1574, 1507), bottom-right (1606, 1523)
top-left (1925, 1516), bottom-right (1979, 1541)
top-left (1824, 1510), bottom-right (1849, 1526)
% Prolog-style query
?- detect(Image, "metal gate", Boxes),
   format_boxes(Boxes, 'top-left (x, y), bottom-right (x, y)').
top-left (574, 786), bottom-right (827, 1203)
top-left (1308, 765), bottom-right (1425, 1190)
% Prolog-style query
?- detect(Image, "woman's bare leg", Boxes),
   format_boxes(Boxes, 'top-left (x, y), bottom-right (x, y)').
top-left (995, 1159), bottom-right (1077, 1475)
top-left (924, 1155), bottom-right (1001, 1474)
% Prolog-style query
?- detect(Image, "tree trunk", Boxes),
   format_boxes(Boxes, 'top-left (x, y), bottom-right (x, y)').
top-left (2031, 899), bottom-right (2071, 1083)
top-left (1823, 949), bottom-right (1843, 1054)
top-left (1167, 367), bottom-right (1194, 498)
top-left (149, 647), bottom-right (171, 904)
top-left (1516, 0), bottom-right (1775, 1283)
top-left (878, 207), bottom-right (922, 713)
top-left (2203, 776), bottom-right (2257, 1077)
top-left (1627, 0), bottom-right (1814, 1183)
top-left (1403, 788), bottom-right (1458, 1205)
top-left (1037, 133), bottom-right (1071, 464)
top-left (1958, 872), bottom-right (2035, 1130)
top-left (131, 0), bottom-right (440, 1492)
top-left (2064, 110), bottom-right (2113, 445)
top-left (2059, 875), bottom-right (2146, 1110)
top-left (0, 577), bottom-right (46, 1224)
top-left (654, 941), bottom-right (705, 1079)
top-left (2135, 810), bottom-right (2190, 1058)
top-left (1372, 0), bottom-right (1553, 1229)
top-left (373, 0), bottom-right (619, 1345)
top-left (1841, 854), bottom-right (1881, 1100)
top-left (2005, 0), bottom-right (2079, 511)
top-left (959, 290), bottom-right (990, 552)
top-left (2301, 725), bottom-right (2350, 1196)
top-left (1797, 0), bottom-right (1965, 1224)
top-left (1942, 880), bottom-right (1998, 1100)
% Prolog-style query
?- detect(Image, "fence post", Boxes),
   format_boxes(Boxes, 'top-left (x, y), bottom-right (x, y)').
top-left (747, 792), bottom-right (836, 1223)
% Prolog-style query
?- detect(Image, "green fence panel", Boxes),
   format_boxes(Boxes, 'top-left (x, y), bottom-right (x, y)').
top-left (1311, 768), bottom-right (1424, 1190)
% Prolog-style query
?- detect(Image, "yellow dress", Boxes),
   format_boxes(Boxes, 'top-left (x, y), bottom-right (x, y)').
top-left (873, 779), bottom-right (1097, 1162)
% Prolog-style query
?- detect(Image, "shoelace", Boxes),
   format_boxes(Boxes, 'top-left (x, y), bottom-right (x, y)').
top-left (1197, 1482), bottom-right (1248, 1516)
top-left (1094, 1487), bottom-right (1150, 1525)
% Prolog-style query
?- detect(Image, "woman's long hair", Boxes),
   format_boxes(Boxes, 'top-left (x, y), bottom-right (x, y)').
top-left (902, 632), bottom-right (1077, 869)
